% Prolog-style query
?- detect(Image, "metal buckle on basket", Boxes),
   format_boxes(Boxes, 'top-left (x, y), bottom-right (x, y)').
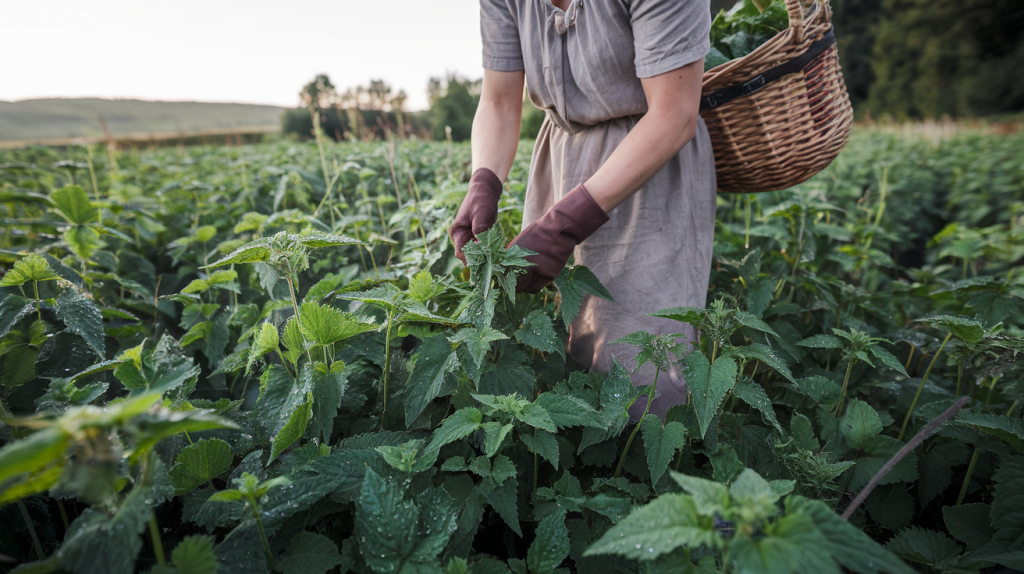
top-left (743, 75), bottom-right (766, 94)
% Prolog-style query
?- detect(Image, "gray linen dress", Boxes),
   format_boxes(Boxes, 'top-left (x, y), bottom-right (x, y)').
top-left (481, 0), bottom-right (717, 417)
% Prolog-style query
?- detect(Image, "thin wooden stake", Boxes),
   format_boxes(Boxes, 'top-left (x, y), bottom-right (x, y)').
top-left (842, 396), bottom-right (969, 520)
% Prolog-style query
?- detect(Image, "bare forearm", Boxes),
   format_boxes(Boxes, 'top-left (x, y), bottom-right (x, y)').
top-left (584, 110), bottom-right (697, 212)
top-left (471, 70), bottom-right (525, 181)
top-left (584, 59), bottom-right (704, 213)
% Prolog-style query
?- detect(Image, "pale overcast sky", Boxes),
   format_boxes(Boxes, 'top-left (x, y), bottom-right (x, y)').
top-left (0, 0), bottom-right (484, 110)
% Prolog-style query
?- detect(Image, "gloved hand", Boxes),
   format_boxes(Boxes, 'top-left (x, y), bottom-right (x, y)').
top-left (450, 168), bottom-right (503, 264)
top-left (509, 183), bottom-right (609, 293)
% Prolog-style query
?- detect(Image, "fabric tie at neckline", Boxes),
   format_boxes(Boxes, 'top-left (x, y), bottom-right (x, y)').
top-left (553, 0), bottom-right (582, 34)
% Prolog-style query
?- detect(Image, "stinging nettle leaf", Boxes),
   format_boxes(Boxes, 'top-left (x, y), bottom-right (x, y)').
top-left (298, 301), bottom-right (377, 347)
top-left (426, 407), bottom-right (483, 453)
top-left (649, 306), bottom-right (705, 329)
top-left (684, 352), bottom-right (738, 438)
top-left (956, 412), bottom-right (1024, 451)
top-left (269, 391), bottom-right (313, 463)
top-left (50, 184), bottom-right (98, 225)
top-left (296, 231), bottom-right (364, 248)
top-left (869, 345), bottom-right (910, 378)
top-left (170, 438), bottom-right (234, 495)
top-left (527, 511), bottom-right (571, 573)
top-left (55, 288), bottom-right (106, 358)
top-left (0, 254), bottom-right (60, 287)
top-left (797, 334), bottom-right (844, 349)
top-left (168, 535), bottom-right (218, 574)
top-left (276, 532), bottom-right (344, 574)
top-left (732, 379), bottom-right (783, 434)
top-left (642, 418), bottom-right (687, 485)
top-left (841, 399), bottom-right (883, 450)
top-left (734, 310), bottom-right (780, 338)
top-left (584, 493), bottom-right (716, 561)
top-left (0, 295), bottom-right (36, 339)
top-left (885, 526), bottom-right (962, 567)
top-left (305, 361), bottom-right (347, 443)
top-left (721, 343), bottom-right (795, 383)
top-left (405, 334), bottom-right (459, 427)
top-left (246, 322), bottom-right (279, 375)
top-left (917, 315), bottom-right (986, 344)
top-left (553, 263), bottom-right (614, 327)
top-left (514, 309), bottom-right (565, 359)
top-left (787, 496), bottom-right (917, 574)
top-left (205, 237), bottom-right (273, 268)
top-left (522, 429), bottom-right (560, 470)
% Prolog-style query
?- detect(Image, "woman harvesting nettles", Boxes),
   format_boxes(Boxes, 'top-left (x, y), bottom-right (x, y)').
top-left (450, 0), bottom-right (716, 416)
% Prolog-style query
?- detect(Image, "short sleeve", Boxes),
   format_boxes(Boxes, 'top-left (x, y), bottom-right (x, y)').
top-left (480, 0), bottom-right (525, 72)
top-left (628, 0), bottom-right (711, 78)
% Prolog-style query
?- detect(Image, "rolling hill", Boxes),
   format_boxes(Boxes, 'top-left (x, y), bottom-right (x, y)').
top-left (0, 98), bottom-right (287, 143)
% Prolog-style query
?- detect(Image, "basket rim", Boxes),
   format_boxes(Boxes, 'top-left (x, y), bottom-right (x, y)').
top-left (702, 0), bottom-right (832, 92)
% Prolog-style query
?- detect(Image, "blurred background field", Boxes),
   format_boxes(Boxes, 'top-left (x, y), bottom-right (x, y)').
top-left (0, 100), bottom-right (283, 146)
top-left (2, 0), bottom-right (1020, 147)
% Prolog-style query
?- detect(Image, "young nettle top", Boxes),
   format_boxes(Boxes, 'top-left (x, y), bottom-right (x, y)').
top-left (204, 230), bottom-right (364, 277)
top-left (0, 254), bottom-right (60, 287)
top-left (586, 467), bottom-right (916, 574)
top-left (458, 229), bottom-right (533, 328)
top-left (0, 392), bottom-right (237, 506)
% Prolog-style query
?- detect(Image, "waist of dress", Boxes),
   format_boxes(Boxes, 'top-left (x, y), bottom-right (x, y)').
top-left (543, 109), bottom-right (645, 136)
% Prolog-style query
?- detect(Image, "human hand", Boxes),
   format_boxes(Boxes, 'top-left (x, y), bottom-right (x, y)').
top-left (509, 183), bottom-right (608, 293)
top-left (450, 168), bottom-right (504, 265)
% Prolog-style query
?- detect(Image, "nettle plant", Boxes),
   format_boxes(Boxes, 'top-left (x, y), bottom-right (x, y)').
top-left (3, 134), bottom-right (1024, 574)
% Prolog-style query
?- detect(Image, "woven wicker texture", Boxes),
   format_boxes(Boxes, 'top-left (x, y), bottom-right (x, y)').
top-left (700, 0), bottom-right (854, 193)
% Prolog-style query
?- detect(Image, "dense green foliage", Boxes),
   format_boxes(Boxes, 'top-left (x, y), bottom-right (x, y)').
top-left (834, 0), bottom-right (1024, 117)
top-left (1, 129), bottom-right (1024, 573)
top-left (705, 0), bottom-right (790, 71)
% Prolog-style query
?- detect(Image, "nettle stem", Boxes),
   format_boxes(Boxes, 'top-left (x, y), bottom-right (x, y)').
top-left (956, 361), bottom-right (964, 397)
top-left (958, 400), bottom-right (1018, 506)
top-left (56, 499), bottom-right (70, 531)
top-left (614, 368), bottom-right (660, 479)
top-left (249, 499), bottom-right (275, 566)
top-left (956, 447), bottom-right (981, 506)
top-left (744, 194), bottom-right (752, 249)
top-left (32, 279), bottom-right (41, 321)
top-left (148, 513), bottom-right (166, 566)
top-left (533, 451), bottom-right (539, 494)
top-left (286, 276), bottom-right (302, 330)
top-left (898, 332), bottom-right (952, 441)
top-left (140, 452), bottom-right (166, 565)
top-left (17, 500), bottom-right (45, 560)
top-left (380, 311), bottom-right (396, 424)
top-left (835, 357), bottom-right (856, 414)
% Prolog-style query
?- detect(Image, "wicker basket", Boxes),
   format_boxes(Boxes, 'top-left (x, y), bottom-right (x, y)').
top-left (700, 0), bottom-right (853, 193)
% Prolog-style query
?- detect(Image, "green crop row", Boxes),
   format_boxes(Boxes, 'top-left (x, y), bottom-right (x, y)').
top-left (0, 129), bottom-right (1022, 574)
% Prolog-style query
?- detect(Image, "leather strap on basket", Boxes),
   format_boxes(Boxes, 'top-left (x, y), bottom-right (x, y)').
top-left (699, 26), bottom-right (836, 113)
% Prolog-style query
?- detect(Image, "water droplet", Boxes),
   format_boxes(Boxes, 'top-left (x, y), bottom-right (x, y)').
top-left (634, 544), bottom-right (642, 549)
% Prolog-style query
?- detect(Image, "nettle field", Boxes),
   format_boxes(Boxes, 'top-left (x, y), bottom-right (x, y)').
top-left (0, 128), bottom-right (1023, 574)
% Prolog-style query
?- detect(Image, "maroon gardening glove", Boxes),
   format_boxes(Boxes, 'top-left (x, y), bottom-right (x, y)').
top-left (509, 183), bottom-right (609, 293)
top-left (450, 168), bottom-right (503, 264)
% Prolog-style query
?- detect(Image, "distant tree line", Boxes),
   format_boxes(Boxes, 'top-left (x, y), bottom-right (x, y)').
top-left (834, 0), bottom-right (1024, 118)
top-left (280, 74), bottom-right (423, 142)
top-left (281, 73), bottom-right (544, 143)
top-left (283, 0), bottom-right (1022, 141)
